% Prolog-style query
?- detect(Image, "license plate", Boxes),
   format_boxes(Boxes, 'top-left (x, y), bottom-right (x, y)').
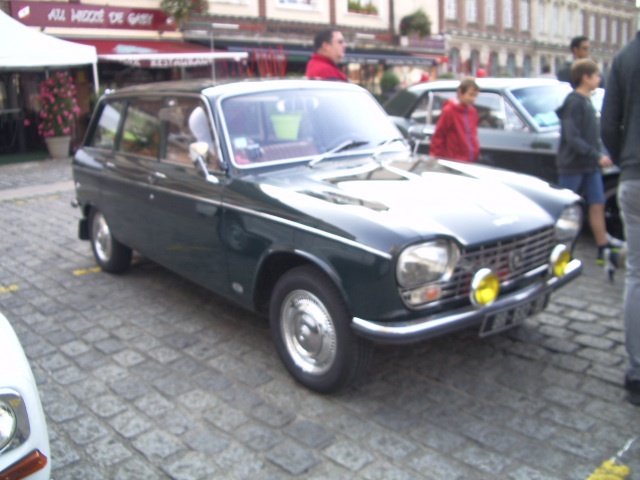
top-left (479, 293), bottom-right (549, 337)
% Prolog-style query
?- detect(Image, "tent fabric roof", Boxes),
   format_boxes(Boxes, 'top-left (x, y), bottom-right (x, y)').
top-left (70, 39), bottom-right (247, 68)
top-left (0, 10), bottom-right (97, 69)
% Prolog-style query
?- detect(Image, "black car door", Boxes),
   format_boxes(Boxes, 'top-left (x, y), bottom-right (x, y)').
top-left (93, 98), bottom-right (158, 253)
top-left (143, 96), bottom-right (228, 294)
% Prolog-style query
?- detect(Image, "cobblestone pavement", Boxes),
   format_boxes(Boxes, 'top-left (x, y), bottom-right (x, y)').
top-left (0, 157), bottom-right (638, 480)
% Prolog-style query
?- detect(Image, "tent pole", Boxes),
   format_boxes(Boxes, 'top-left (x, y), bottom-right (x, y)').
top-left (92, 62), bottom-right (99, 96)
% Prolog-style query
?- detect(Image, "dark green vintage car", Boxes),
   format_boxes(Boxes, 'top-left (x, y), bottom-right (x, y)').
top-left (73, 79), bottom-right (583, 392)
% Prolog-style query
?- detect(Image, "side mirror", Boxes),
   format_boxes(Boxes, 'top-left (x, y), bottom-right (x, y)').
top-left (189, 142), bottom-right (219, 184)
top-left (407, 125), bottom-right (431, 142)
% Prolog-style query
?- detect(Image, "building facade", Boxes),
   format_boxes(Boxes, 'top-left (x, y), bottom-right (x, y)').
top-left (439, 0), bottom-right (638, 78)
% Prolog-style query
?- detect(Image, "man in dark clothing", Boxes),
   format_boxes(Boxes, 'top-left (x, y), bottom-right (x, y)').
top-left (305, 29), bottom-right (347, 81)
top-left (556, 59), bottom-right (613, 262)
top-left (601, 31), bottom-right (640, 406)
top-left (557, 36), bottom-right (605, 87)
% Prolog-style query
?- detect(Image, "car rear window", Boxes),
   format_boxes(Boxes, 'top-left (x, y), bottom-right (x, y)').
top-left (510, 83), bottom-right (572, 128)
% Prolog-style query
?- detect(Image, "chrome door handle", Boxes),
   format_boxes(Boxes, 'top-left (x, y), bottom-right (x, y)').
top-left (148, 171), bottom-right (167, 183)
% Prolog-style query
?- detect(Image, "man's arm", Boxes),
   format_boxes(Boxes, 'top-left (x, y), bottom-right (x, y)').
top-left (601, 63), bottom-right (623, 163)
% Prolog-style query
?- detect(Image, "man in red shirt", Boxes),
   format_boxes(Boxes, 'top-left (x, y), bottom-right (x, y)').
top-left (429, 77), bottom-right (480, 162)
top-left (305, 29), bottom-right (347, 81)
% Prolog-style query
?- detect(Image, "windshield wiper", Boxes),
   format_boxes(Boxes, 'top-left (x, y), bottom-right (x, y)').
top-left (309, 140), bottom-right (369, 168)
top-left (372, 137), bottom-right (408, 160)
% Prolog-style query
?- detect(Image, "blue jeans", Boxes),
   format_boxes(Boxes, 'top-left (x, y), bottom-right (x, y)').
top-left (619, 179), bottom-right (640, 381)
top-left (559, 172), bottom-right (606, 205)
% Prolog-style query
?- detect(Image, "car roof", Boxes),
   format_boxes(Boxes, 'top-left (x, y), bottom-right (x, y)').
top-left (407, 77), bottom-right (566, 92)
top-left (104, 78), bottom-right (365, 98)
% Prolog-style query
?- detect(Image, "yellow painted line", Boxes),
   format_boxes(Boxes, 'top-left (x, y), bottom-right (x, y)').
top-left (0, 284), bottom-right (19, 294)
top-left (12, 195), bottom-right (60, 206)
top-left (73, 266), bottom-right (102, 276)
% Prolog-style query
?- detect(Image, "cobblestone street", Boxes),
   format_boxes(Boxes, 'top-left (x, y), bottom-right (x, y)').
top-left (0, 158), bottom-right (638, 479)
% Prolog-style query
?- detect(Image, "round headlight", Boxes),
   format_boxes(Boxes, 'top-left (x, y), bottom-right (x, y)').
top-left (470, 268), bottom-right (500, 306)
top-left (397, 240), bottom-right (460, 288)
top-left (550, 244), bottom-right (571, 277)
top-left (0, 399), bottom-right (16, 452)
top-left (555, 204), bottom-right (582, 242)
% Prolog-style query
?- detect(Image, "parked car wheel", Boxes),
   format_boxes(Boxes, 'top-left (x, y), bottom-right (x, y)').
top-left (270, 265), bottom-right (372, 393)
top-left (90, 209), bottom-right (132, 273)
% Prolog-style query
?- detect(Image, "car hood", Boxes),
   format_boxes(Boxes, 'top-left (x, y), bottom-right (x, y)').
top-left (253, 155), bottom-right (557, 247)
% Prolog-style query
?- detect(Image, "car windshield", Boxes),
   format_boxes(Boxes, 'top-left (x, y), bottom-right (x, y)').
top-left (510, 83), bottom-right (572, 128)
top-left (220, 88), bottom-right (402, 167)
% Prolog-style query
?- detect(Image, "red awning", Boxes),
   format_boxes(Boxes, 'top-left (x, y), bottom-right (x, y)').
top-left (70, 39), bottom-right (246, 68)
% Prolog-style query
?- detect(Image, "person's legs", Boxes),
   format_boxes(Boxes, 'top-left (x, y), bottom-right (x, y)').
top-left (618, 179), bottom-right (640, 404)
top-left (588, 203), bottom-right (608, 246)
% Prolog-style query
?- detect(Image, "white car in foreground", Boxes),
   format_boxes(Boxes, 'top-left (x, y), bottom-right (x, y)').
top-left (0, 311), bottom-right (50, 479)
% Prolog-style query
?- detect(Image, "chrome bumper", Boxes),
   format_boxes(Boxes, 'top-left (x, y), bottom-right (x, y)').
top-left (351, 258), bottom-right (582, 344)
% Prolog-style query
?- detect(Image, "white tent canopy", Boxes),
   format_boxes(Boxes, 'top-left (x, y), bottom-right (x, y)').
top-left (0, 10), bottom-right (98, 92)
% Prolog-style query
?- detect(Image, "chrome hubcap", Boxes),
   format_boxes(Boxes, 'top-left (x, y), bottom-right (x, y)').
top-left (92, 212), bottom-right (112, 263)
top-left (281, 290), bottom-right (337, 375)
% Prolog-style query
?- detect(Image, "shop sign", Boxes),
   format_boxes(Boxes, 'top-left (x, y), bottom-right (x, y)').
top-left (10, 1), bottom-right (175, 31)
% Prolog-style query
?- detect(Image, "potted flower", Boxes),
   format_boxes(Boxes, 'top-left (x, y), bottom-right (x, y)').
top-left (38, 71), bottom-right (81, 158)
top-left (160, 0), bottom-right (208, 29)
top-left (399, 9), bottom-right (432, 39)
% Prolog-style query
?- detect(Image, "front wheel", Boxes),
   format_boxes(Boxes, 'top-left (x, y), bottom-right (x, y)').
top-left (89, 209), bottom-right (132, 274)
top-left (269, 266), bottom-right (372, 393)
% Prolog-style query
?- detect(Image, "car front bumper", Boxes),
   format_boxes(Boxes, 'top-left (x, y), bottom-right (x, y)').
top-left (351, 258), bottom-right (582, 344)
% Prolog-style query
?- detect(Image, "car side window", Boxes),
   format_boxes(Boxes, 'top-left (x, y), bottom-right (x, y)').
top-left (159, 98), bottom-right (217, 170)
top-left (90, 101), bottom-right (125, 150)
top-left (119, 98), bottom-right (163, 159)
top-left (476, 93), bottom-right (506, 130)
top-left (504, 100), bottom-right (527, 131)
top-left (409, 94), bottom-right (430, 124)
top-left (429, 92), bottom-right (456, 125)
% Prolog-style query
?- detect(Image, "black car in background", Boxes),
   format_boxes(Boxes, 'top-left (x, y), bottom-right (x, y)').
top-left (73, 79), bottom-right (583, 393)
top-left (384, 78), bottom-right (622, 239)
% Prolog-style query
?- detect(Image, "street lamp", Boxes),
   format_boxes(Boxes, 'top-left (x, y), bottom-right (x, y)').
top-left (210, 22), bottom-right (240, 82)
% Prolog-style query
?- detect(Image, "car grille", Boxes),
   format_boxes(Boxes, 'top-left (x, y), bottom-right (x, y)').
top-left (438, 227), bottom-right (557, 306)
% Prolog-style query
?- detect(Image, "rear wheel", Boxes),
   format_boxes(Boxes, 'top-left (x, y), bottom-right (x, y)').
top-left (269, 265), bottom-right (372, 393)
top-left (89, 209), bottom-right (132, 273)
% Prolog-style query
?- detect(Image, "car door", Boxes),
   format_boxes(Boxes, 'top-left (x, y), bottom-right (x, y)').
top-left (143, 96), bottom-right (228, 293)
top-left (93, 97), bottom-right (159, 253)
top-left (477, 94), bottom-right (559, 183)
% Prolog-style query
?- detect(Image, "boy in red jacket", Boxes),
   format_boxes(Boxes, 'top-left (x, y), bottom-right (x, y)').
top-left (429, 77), bottom-right (480, 162)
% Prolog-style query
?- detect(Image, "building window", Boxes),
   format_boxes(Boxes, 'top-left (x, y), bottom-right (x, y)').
top-left (579, 10), bottom-right (585, 36)
top-left (551, 4), bottom-right (559, 35)
top-left (489, 52), bottom-right (499, 75)
top-left (600, 16), bottom-right (607, 43)
top-left (506, 53), bottom-right (516, 76)
top-left (589, 13), bottom-right (596, 39)
top-left (445, 0), bottom-right (457, 20)
top-left (449, 48), bottom-right (460, 73)
top-left (278, 0), bottom-right (315, 5)
top-left (612, 18), bottom-right (619, 46)
top-left (503, 0), bottom-right (513, 28)
top-left (466, 0), bottom-right (477, 23)
top-left (486, 0), bottom-right (496, 25)
top-left (565, 8), bottom-right (573, 40)
top-left (537, 1), bottom-right (545, 34)
top-left (523, 55), bottom-right (532, 77)
top-left (520, 0), bottom-right (530, 31)
top-left (622, 20), bottom-right (628, 43)
top-left (347, 0), bottom-right (378, 15)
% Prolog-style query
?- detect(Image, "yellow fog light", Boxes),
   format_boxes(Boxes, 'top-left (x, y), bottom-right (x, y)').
top-left (470, 268), bottom-right (500, 306)
top-left (550, 244), bottom-right (571, 277)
